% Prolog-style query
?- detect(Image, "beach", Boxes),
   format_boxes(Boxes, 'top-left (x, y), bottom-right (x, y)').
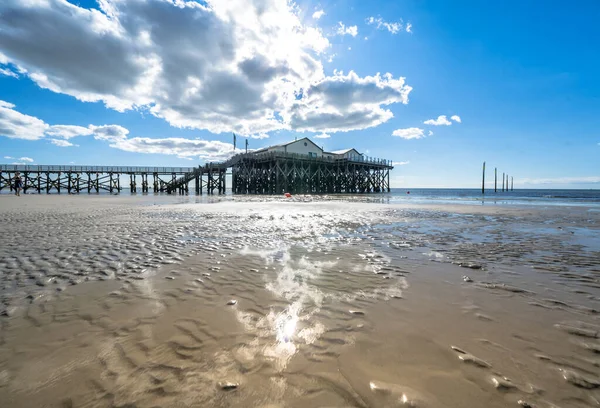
top-left (0, 194), bottom-right (599, 408)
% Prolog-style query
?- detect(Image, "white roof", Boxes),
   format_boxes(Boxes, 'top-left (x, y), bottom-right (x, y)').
top-left (331, 148), bottom-right (359, 155)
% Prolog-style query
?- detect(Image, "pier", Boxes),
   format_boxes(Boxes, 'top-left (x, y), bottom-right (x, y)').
top-left (1, 138), bottom-right (393, 195)
top-left (226, 151), bottom-right (392, 194)
top-left (0, 165), bottom-right (205, 194)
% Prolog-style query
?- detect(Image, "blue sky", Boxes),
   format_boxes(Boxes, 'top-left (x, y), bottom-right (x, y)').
top-left (1, 0), bottom-right (599, 188)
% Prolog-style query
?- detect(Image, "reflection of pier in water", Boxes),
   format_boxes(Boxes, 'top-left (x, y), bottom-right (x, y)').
top-left (1, 152), bottom-right (393, 195)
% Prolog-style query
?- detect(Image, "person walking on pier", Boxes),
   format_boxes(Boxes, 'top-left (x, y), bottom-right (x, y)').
top-left (13, 172), bottom-right (23, 196)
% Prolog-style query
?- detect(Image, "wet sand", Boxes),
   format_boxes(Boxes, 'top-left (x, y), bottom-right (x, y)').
top-left (0, 195), bottom-right (599, 407)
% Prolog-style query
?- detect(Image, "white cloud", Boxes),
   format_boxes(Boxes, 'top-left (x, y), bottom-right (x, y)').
top-left (247, 133), bottom-right (269, 139)
top-left (424, 115), bottom-right (452, 126)
top-left (406, 23), bottom-right (412, 33)
top-left (428, 130), bottom-right (433, 136)
top-left (392, 127), bottom-right (425, 139)
top-left (0, 100), bottom-right (49, 140)
top-left (393, 161), bottom-right (410, 166)
top-left (109, 137), bottom-right (241, 162)
top-left (4, 156), bottom-right (13, 159)
top-left (520, 176), bottom-right (600, 185)
top-left (50, 139), bottom-right (77, 147)
top-left (451, 115), bottom-right (461, 123)
top-left (337, 22), bottom-right (358, 37)
top-left (0, 101), bottom-right (133, 146)
top-left (314, 133), bottom-right (330, 139)
top-left (46, 125), bottom-right (93, 139)
top-left (0, 0), bottom-right (412, 136)
top-left (312, 9), bottom-right (325, 20)
top-left (286, 70), bottom-right (412, 133)
top-left (366, 17), bottom-right (405, 34)
top-left (0, 67), bottom-right (18, 78)
top-left (89, 125), bottom-right (130, 142)
top-left (0, 100), bottom-right (241, 162)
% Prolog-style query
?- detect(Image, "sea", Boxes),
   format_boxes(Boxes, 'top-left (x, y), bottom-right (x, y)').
top-left (3, 187), bottom-right (600, 207)
top-left (386, 188), bottom-right (600, 206)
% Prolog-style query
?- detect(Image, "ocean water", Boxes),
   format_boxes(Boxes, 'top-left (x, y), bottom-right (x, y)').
top-left (386, 188), bottom-right (600, 206)
top-left (4, 186), bottom-right (599, 207)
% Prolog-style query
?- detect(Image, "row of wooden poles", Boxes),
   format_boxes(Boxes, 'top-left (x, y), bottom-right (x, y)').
top-left (481, 162), bottom-right (513, 194)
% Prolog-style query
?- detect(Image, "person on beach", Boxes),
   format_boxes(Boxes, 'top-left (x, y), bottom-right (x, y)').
top-left (14, 172), bottom-right (23, 196)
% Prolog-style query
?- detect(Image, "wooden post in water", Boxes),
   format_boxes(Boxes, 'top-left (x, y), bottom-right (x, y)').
top-left (511, 176), bottom-right (514, 191)
top-left (502, 172), bottom-right (505, 192)
top-left (494, 168), bottom-right (497, 192)
top-left (482, 161), bottom-right (486, 194)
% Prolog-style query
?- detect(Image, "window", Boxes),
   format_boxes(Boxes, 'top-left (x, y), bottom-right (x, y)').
top-left (304, 142), bottom-right (308, 146)
top-left (308, 152), bottom-right (317, 158)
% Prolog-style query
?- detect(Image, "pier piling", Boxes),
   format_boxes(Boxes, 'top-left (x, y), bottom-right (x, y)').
top-left (482, 162), bottom-right (486, 194)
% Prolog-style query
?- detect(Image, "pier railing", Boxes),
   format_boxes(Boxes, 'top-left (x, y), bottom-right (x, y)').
top-left (0, 165), bottom-right (196, 174)
top-left (214, 151), bottom-right (393, 168)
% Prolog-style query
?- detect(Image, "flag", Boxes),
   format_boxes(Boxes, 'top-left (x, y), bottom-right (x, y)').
top-left (245, 138), bottom-right (248, 153)
top-left (233, 133), bottom-right (236, 150)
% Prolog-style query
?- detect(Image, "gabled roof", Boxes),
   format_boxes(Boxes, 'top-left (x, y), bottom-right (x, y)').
top-left (255, 137), bottom-right (323, 153)
top-left (331, 148), bottom-right (361, 155)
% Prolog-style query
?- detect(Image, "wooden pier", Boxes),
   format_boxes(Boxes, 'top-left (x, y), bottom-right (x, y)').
top-left (226, 151), bottom-right (392, 194)
top-left (1, 152), bottom-right (392, 195)
top-left (0, 165), bottom-right (224, 195)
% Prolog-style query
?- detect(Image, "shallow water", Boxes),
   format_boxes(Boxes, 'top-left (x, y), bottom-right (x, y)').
top-left (0, 195), bottom-right (599, 407)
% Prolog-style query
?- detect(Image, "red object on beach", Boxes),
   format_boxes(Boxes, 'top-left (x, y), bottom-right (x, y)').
top-left (284, 192), bottom-right (292, 198)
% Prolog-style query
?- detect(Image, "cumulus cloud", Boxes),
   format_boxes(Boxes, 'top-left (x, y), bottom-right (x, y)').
top-left (312, 9), bottom-right (325, 20)
top-left (424, 115), bottom-right (452, 126)
top-left (0, 101), bottom-right (133, 145)
top-left (0, 0), bottom-right (412, 136)
top-left (0, 100), bottom-right (49, 140)
top-left (108, 137), bottom-right (241, 162)
top-left (451, 115), bottom-right (461, 123)
top-left (45, 125), bottom-right (94, 139)
top-left (0, 67), bottom-right (18, 78)
top-left (286, 70), bottom-right (412, 133)
top-left (392, 127), bottom-right (425, 139)
top-left (337, 22), bottom-right (358, 37)
top-left (89, 125), bottom-right (130, 142)
top-left (366, 17), bottom-right (407, 34)
top-left (314, 133), bottom-right (330, 139)
top-left (428, 130), bottom-right (433, 136)
top-left (0, 100), bottom-right (238, 161)
top-left (392, 161), bottom-right (410, 166)
top-left (50, 139), bottom-right (77, 147)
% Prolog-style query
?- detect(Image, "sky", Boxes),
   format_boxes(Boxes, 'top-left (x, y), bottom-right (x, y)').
top-left (0, 0), bottom-right (599, 189)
